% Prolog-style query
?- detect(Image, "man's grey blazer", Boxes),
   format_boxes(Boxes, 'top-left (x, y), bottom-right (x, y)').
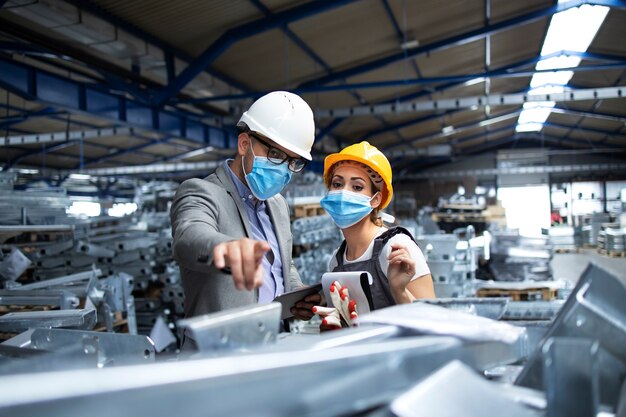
top-left (170, 163), bottom-right (303, 318)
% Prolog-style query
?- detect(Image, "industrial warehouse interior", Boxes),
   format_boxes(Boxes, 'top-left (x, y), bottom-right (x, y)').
top-left (0, 0), bottom-right (625, 415)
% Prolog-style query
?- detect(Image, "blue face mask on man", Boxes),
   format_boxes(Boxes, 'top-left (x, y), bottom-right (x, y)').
top-left (243, 146), bottom-right (292, 200)
top-left (320, 190), bottom-right (378, 229)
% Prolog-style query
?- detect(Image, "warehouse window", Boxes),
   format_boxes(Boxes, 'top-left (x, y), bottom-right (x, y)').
top-left (497, 185), bottom-right (550, 237)
top-left (66, 201), bottom-right (101, 217)
top-left (108, 202), bottom-right (138, 217)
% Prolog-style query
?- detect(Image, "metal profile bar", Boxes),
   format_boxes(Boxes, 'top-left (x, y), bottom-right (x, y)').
top-left (316, 86), bottom-right (626, 119)
top-left (0, 309), bottom-right (97, 333)
top-left (30, 329), bottom-right (154, 365)
top-left (14, 269), bottom-right (102, 291)
top-left (153, 0), bottom-right (357, 105)
top-left (297, 0), bottom-right (625, 89)
top-left (0, 290), bottom-right (79, 310)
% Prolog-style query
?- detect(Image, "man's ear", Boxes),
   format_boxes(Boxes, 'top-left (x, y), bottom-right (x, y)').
top-left (237, 132), bottom-right (250, 156)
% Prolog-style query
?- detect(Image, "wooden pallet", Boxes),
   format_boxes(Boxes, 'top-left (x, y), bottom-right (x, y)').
top-left (476, 287), bottom-right (558, 301)
top-left (554, 248), bottom-right (579, 254)
top-left (598, 249), bottom-right (626, 258)
top-left (293, 204), bottom-right (326, 218)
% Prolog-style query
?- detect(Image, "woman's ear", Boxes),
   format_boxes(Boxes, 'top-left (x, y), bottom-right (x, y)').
top-left (370, 191), bottom-right (382, 209)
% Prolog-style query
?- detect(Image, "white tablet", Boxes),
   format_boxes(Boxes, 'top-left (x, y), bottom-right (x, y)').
top-left (321, 271), bottom-right (374, 316)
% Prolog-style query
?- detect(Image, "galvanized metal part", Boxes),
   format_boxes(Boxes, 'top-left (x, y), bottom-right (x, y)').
top-left (417, 297), bottom-right (509, 320)
top-left (0, 336), bottom-right (469, 417)
top-left (0, 309), bottom-right (97, 333)
top-left (390, 361), bottom-right (537, 417)
top-left (14, 268), bottom-right (102, 291)
top-left (543, 337), bottom-right (599, 417)
top-left (178, 302), bottom-right (282, 351)
top-left (516, 263), bottom-right (626, 408)
top-left (30, 329), bottom-right (155, 366)
top-left (76, 241), bottom-right (115, 258)
top-left (0, 289), bottom-right (79, 310)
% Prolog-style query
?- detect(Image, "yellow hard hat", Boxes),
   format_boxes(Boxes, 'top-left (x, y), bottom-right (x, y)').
top-left (323, 141), bottom-right (393, 209)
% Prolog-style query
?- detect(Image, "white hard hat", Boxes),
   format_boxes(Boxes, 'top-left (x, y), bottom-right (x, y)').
top-left (237, 91), bottom-right (315, 161)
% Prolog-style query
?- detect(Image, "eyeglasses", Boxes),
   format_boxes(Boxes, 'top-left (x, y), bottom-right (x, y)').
top-left (248, 132), bottom-right (307, 173)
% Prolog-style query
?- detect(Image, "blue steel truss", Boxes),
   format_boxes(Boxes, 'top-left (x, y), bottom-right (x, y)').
top-left (297, 0), bottom-right (626, 90)
top-left (153, 0), bottom-right (358, 106)
top-left (0, 56), bottom-right (237, 153)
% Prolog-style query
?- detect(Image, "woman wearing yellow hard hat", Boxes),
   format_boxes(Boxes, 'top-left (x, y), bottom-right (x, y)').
top-left (317, 141), bottom-right (434, 326)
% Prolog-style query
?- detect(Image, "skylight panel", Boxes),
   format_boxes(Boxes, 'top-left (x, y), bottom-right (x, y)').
top-left (514, 2), bottom-right (609, 133)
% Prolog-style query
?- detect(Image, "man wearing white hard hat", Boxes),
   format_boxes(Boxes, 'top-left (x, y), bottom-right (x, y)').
top-left (171, 91), bottom-right (320, 347)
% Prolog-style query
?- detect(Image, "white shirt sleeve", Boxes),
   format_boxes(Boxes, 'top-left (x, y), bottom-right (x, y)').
top-left (378, 234), bottom-right (430, 281)
top-left (327, 247), bottom-right (339, 272)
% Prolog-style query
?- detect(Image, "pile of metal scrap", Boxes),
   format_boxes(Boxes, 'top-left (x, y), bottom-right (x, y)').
top-left (0, 263), bottom-right (621, 416)
top-left (416, 228), bottom-right (479, 298)
top-left (547, 226), bottom-right (578, 253)
top-left (576, 212), bottom-right (610, 247)
top-left (486, 230), bottom-right (553, 282)
top-left (0, 268), bottom-right (136, 335)
top-left (0, 207), bottom-right (181, 347)
top-left (292, 214), bottom-right (342, 285)
top-left (598, 223), bottom-right (626, 255)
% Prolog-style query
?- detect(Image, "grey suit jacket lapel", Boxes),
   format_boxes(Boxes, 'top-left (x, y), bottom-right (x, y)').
top-left (213, 164), bottom-right (254, 238)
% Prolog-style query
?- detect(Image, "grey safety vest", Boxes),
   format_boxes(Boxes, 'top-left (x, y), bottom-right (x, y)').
top-left (332, 227), bottom-right (417, 311)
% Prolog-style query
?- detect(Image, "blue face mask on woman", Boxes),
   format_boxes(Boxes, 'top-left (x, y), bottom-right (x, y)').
top-left (320, 190), bottom-right (378, 229)
top-left (243, 147), bottom-right (292, 200)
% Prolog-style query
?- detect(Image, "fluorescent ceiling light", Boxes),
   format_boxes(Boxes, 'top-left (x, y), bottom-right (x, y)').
top-left (515, 2), bottom-right (609, 132)
top-left (400, 39), bottom-right (420, 50)
top-left (463, 77), bottom-right (485, 87)
top-left (69, 173), bottom-right (92, 180)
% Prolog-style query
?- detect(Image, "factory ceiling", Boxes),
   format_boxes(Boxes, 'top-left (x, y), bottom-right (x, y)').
top-left (0, 0), bottom-right (625, 181)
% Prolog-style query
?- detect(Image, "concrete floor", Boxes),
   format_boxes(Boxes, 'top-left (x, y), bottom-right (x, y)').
top-left (551, 248), bottom-right (626, 286)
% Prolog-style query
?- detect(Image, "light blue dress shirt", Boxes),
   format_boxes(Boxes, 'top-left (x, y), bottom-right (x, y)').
top-left (225, 160), bottom-right (285, 303)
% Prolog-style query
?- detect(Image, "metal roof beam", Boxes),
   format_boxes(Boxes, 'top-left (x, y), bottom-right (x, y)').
top-left (384, 110), bottom-right (521, 152)
top-left (316, 86), bottom-right (626, 119)
top-left (247, 0), bottom-right (365, 146)
top-left (551, 107), bottom-right (626, 123)
top-left (0, 56), bottom-right (236, 153)
top-left (543, 121), bottom-right (626, 138)
top-left (1, 127), bottom-right (135, 147)
top-left (188, 52), bottom-right (626, 102)
top-left (62, 0), bottom-right (248, 93)
top-left (153, 0), bottom-right (357, 106)
top-left (67, 161), bottom-right (222, 176)
top-left (298, 0), bottom-right (625, 89)
top-left (405, 160), bottom-right (626, 180)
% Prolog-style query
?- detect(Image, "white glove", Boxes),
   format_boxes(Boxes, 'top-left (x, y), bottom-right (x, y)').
top-left (313, 281), bottom-right (358, 330)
